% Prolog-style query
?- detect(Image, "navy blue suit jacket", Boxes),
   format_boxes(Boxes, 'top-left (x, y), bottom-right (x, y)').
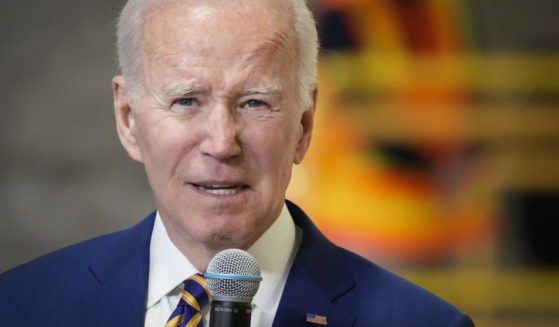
top-left (0, 201), bottom-right (474, 326)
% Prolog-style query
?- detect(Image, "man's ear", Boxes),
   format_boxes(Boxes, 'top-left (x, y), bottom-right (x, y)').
top-left (112, 76), bottom-right (143, 162)
top-left (294, 86), bottom-right (318, 164)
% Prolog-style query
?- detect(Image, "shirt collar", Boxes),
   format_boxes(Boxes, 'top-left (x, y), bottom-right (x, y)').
top-left (248, 204), bottom-right (298, 315)
top-left (146, 204), bottom-right (298, 316)
top-left (146, 212), bottom-right (199, 308)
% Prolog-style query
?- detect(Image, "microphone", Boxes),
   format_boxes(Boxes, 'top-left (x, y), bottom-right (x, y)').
top-left (205, 249), bottom-right (262, 327)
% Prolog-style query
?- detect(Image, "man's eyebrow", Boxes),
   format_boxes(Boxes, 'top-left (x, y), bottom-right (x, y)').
top-left (244, 85), bottom-right (282, 96)
top-left (164, 85), bottom-right (203, 97)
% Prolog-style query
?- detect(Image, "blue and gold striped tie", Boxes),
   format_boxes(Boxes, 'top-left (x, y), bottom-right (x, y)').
top-left (165, 273), bottom-right (211, 327)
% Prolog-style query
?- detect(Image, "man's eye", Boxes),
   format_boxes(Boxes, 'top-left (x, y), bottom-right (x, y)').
top-left (176, 98), bottom-right (195, 106)
top-left (246, 99), bottom-right (266, 108)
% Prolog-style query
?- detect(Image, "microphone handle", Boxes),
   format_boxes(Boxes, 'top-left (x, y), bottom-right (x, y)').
top-left (209, 300), bottom-right (252, 327)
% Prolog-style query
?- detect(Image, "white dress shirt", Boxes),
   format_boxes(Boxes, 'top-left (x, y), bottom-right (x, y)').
top-left (144, 204), bottom-right (301, 327)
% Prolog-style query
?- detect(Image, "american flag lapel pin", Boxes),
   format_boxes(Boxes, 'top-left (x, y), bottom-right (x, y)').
top-left (306, 313), bottom-right (328, 326)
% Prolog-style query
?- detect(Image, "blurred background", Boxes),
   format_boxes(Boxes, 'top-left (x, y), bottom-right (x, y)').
top-left (1, 0), bottom-right (558, 326)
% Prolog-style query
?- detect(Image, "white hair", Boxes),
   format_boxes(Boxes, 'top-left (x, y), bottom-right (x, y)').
top-left (116, 0), bottom-right (318, 110)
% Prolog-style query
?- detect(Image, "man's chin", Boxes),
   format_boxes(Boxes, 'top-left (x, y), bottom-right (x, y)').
top-left (198, 233), bottom-right (253, 252)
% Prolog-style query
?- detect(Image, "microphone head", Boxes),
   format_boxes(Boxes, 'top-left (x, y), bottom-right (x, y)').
top-left (205, 249), bottom-right (262, 302)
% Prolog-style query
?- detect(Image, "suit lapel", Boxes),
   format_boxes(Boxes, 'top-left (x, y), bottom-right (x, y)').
top-left (273, 202), bottom-right (355, 327)
top-left (75, 213), bottom-right (156, 327)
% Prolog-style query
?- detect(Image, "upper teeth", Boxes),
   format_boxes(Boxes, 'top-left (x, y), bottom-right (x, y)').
top-left (197, 184), bottom-right (240, 195)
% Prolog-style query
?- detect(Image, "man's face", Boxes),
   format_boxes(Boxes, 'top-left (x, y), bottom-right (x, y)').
top-left (114, 0), bottom-right (315, 252)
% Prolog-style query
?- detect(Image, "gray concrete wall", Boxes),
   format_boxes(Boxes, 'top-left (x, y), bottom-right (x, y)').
top-left (0, 0), bottom-right (154, 272)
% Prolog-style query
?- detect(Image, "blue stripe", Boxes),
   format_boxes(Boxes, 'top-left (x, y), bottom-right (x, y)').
top-left (203, 273), bottom-right (263, 281)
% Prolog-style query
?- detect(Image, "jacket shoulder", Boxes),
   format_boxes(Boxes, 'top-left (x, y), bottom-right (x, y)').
top-left (286, 200), bottom-right (473, 326)
top-left (339, 249), bottom-right (474, 326)
top-left (1, 215), bottom-right (147, 281)
top-left (0, 213), bottom-right (155, 325)
top-left (1, 229), bottom-right (119, 285)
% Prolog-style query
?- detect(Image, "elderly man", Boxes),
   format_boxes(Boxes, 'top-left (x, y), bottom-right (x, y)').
top-left (0, 0), bottom-right (474, 326)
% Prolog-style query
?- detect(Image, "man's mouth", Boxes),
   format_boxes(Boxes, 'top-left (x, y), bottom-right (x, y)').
top-left (192, 183), bottom-right (248, 195)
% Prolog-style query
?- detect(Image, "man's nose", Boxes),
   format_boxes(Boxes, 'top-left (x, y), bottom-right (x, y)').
top-left (199, 106), bottom-right (241, 160)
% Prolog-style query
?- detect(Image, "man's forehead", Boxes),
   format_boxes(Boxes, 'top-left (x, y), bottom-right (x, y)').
top-left (141, 0), bottom-right (296, 64)
top-left (142, 0), bottom-right (292, 29)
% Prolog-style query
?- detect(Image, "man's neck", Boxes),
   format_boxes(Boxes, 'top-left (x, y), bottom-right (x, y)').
top-left (158, 210), bottom-right (280, 272)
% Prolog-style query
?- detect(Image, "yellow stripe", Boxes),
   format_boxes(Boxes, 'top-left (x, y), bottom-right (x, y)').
top-left (182, 291), bottom-right (201, 312)
top-left (185, 312), bottom-right (202, 327)
top-left (164, 315), bottom-right (179, 327)
top-left (165, 314), bottom-right (183, 327)
top-left (190, 274), bottom-right (211, 301)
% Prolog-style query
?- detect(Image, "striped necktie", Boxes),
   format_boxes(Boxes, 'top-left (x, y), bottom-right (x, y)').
top-left (165, 273), bottom-right (211, 327)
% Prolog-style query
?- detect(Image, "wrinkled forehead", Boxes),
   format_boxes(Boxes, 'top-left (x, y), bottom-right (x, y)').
top-left (141, 0), bottom-right (296, 63)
